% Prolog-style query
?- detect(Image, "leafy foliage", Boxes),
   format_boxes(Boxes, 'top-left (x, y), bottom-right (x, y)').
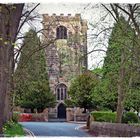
top-left (124, 37), bottom-right (140, 113)
top-left (122, 112), bottom-right (139, 124)
top-left (91, 68), bottom-right (103, 77)
top-left (92, 78), bottom-right (118, 111)
top-left (3, 120), bottom-right (25, 137)
top-left (68, 71), bottom-right (99, 112)
top-left (20, 80), bottom-right (55, 112)
top-left (92, 17), bottom-right (135, 113)
top-left (124, 88), bottom-right (140, 113)
top-left (91, 111), bottom-right (116, 123)
top-left (14, 29), bottom-right (55, 112)
top-left (12, 112), bottom-right (19, 123)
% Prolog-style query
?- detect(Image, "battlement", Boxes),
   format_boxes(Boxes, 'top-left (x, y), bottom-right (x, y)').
top-left (42, 13), bottom-right (82, 22)
top-left (42, 13), bottom-right (88, 35)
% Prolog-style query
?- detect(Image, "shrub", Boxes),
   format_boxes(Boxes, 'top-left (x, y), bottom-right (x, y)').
top-left (3, 120), bottom-right (25, 137)
top-left (91, 111), bottom-right (116, 123)
top-left (122, 112), bottom-right (139, 124)
top-left (12, 112), bottom-right (20, 123)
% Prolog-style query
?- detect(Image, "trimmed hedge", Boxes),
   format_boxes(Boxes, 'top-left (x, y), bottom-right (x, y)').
top-left (122, 112), bottom-right (139, 124)
top-left (91, 111), bottom-right (116, 123)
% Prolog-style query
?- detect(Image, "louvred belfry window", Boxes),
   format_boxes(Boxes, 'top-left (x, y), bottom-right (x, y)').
top-left (56, 26), bottom-right (67, 39)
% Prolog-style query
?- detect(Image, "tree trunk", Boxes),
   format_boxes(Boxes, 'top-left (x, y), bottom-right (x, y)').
top-left (116, 47), bottom-right (126, 123)
top-left (0, 4), bottom-right (24, 134)
top-left (0, 46), bottom-right (9, 133)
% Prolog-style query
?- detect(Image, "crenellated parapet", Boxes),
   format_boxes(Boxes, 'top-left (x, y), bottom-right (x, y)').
top-left (42, 13), bottom-right (81, 22)
top-left (42, 13), bottom-right (87, 36)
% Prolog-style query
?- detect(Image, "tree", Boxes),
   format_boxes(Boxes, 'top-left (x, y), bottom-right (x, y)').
top-left (14, 29), bottom-right (55, 113)
top-left (92, 78), bottom-right (118, 112)
top-left (0, 4), bottom-right (24, 134)
top-left (124, 35), bottom-right (140, 115)
top-left (124, 88), bottom-right (140, 114)
top-left (91, 68), bottom-right (103, 78)
top-left (100, 4), bottom-right (140, 123)
top-left (99, 16), bottom-right (135, 122)
top-left (68, 71), bottom-right (99, 113)
top-left (20, 80), bottom-right (55, 113)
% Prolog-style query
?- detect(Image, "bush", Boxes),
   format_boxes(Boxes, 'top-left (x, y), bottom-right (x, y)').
top-left (3, 120), bottom-right (25, 137)
top-left (91, 111), bottom-right (116, 123)
top-left (122, 112), bottom-right (139, 124)
top-left (12, 112), bottom-right (20, 123)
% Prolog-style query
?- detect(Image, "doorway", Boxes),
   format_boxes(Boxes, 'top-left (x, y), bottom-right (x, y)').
top-left (57, 103), bottom-right (66, 119)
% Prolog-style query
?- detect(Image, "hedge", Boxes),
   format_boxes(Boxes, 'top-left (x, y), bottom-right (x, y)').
top-left (122, 112), bottom-right (139, 124)
top-left (91, 111), bottom-right (116, 123)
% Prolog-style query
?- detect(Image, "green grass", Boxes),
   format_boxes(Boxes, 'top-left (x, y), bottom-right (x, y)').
top-left (3, 120), bottom-right (25, 137)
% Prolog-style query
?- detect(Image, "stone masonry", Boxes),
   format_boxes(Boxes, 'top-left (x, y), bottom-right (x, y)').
top-left (42, 13), bottom-right (88, 119)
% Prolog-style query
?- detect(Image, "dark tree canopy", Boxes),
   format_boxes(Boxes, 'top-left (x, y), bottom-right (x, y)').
top-left (14, 29), bottom-right (55, 112)
top-left (93, 17), bottom-right (135, 112)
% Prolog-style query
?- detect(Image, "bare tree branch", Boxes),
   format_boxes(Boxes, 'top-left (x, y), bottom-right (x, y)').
top-left (101, 4), bottom-right (117, 22)
top-left (16, 3), bottom-right (40, 37)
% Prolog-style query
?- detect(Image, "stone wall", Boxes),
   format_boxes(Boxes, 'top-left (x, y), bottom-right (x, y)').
top-left (18, 108), bottom-right (48, 122)
top-left (66, 107), bottom-right (88, 121)
top-left (66, 108), bottom-right (74, 121)
top-left (89, 121), bottom-right (140, 137)
top-left (31, 113), bottom-right (48, 122)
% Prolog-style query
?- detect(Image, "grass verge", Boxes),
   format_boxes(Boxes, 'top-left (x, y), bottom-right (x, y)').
top-left (3, 120), bottom-right (25, 137)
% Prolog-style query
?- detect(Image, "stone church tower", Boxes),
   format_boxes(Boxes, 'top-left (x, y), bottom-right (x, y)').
top-left (42, 13), bottom-right (88, 119)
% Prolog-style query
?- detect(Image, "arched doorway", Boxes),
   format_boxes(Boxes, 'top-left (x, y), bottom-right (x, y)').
top-left (57, 103), bottom-right (66, 119)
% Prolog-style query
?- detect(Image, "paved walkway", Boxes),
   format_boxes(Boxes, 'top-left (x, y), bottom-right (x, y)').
top-left (20, 122), bottom-right (90, 137)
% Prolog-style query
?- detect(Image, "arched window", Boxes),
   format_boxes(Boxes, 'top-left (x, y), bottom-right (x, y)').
top-left (56, 26), bottom-right (67, 39)
top-left (57, 88), bottom-right (60, 100)
top-left (56, 83), bottom-right (67, 101)
top-left (64, 88), bottom-right (67, 99)
top-left (61, 89), bottom-right (63, 100)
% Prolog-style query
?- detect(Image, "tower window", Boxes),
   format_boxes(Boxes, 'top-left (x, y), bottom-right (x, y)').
top-left (57, 88), bottom-right (60, 100)
top-left (61, 88), bottom-right (63, 100)
top-left (56, 26), bottom-right (67, 39)
top-left (56, 83), bottom-right (67, 101)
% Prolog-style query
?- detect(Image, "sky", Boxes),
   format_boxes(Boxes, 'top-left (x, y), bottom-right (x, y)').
top-left (0, 0), bottom-right (138, 4)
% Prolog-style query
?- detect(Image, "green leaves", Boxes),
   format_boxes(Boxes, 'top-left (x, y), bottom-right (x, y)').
top-left (93, 17), bottom-right (135, 112)
top-left (14, 29), bottom-right (55, 112)
top-left (68, 71), bottom-right (99, 111)
top-left (20, 80), bottom-right (55, 110)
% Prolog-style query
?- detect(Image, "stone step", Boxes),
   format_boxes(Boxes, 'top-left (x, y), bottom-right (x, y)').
top-left (48, 118), bottom-right (66, 122)
top-left (48, 113), bottom-right (57, 119)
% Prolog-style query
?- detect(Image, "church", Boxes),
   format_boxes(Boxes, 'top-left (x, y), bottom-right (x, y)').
top-left (42, 13), bottom-right (88, 120)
